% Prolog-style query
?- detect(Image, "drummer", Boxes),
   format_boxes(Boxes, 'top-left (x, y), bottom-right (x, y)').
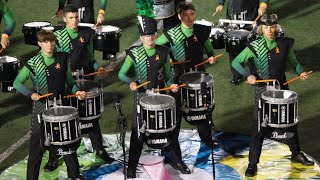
top-left (118, 15), bottom-right (179, 178)
top-left (44, 4), bottom-right (114, 172)
top-left (54, 0), bottom-right (107, 24)
top-left (155, 0), bottom-right (218, 166)
top-left (0, 0), bottom-right (15, 51)
top-left (215, 0), bottom-right (269, 85)
top-left (231, 14), bottom-right (314, 177)
top-left (13, 30), bottom-right (86, 180)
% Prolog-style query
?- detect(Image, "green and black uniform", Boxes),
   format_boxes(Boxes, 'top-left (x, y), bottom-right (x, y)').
top-left (0, 0), bottom-right (15, 44)
top-left (118, 44), bottom-right (174, 175)
top-left (156, 23), bottom-right (217, 150)
top-left (232, 36), bottom-right (304, 164)
top-left (58, 0), bottom-right (107, 23)
top-left (13, 51), bottom-right (81, 180)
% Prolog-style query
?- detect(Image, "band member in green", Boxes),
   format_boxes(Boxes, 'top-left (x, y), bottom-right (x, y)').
top-left (232, 14), bottom-right (314, 177)
top-left (118, 15), bottom-right (180, 178)
top-left (0, 0), bottom-right (15, 50)
top-left (14, 30), bottom-right (87, 180)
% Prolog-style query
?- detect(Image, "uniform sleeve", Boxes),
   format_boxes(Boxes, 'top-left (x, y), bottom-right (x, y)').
top-left (118, 56), bottom-right (135, 84)
top-left (231, 47), bottom-right (256, 78)
top-left (155, 34), bottom-right (170, 46)
top-left (13, 66), bottom-right (34, 97)
top-left (66, 66), bottom-right (79, 93)
top-left (58, 0), bottom-right (66, 10)
top-left (204, 39), bottom-right (215, 57)
top-left (2, 2), bottom-right (15, 36)
top-left (99, 0), bottom-right (107, 10)
top-left (287, 49), bottom-right (304, 75)
top-left (259, 0), bottom-right (270, 3)
top-left (218, 0), bottom-right (225, 5)
top-left (164, 55), bottom-right (173, 86)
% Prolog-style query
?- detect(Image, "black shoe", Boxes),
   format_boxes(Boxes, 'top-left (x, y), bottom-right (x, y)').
top-left (230, 78), bottom-right (242, 85)
top-left (291, 152), bottom-right (314, 166)
top-left (44, 160), bottom-right (59, 172)
top-left (245, 163), bottom-right (257, 177)
top-left (96, 149), bottom-right (115, 163)
top-left (126, 167), bottom-right (136, 178)
top-left (167, 161), bottom-right (191, 174)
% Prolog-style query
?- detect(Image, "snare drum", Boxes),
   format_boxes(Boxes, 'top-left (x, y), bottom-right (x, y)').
top-left (226, 29), bottom-right (250, 53)
top-left (93, 25), bottom-right (121, 53)
top-left (42, 106), bottom-right (81, 146)
top-left (22, 21), bottom-right (52, 45)
top-left (153, 0), bottom-right (175, 19)
top-left (261, 90), bottom-right (298, 128)
top-left (0, 56), bottom-right (20, 92)
top-left (210, 26), bottom-right (226, 49)
top-left (194, 19), bottom-right (213, 27)
top-left (139, 94), bottom-right (176, 149)
top-left (71, 80), bottom-right (104, 120)
top-left (179, 72), bottom-right (215, 125)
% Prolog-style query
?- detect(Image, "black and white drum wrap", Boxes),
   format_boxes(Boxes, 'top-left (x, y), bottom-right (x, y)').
top-left (0, 56), bottom-right (20, 92)
top-left (210, 26), bottom-right (226, 49)
top-left (138, 94), bottom-right (176, 149)
top-left (22, 21), bottom-right (52, 45)
top-left (179, 72), bottom-right (215, 125)
top-left (71, 80), bottom-right (104, 120)
top-left (260, 90), bottom-right (298, 128)
top-left (93, 25), bottom-right (121, 53)
top-left (226, 29), bottom-right (250, 53)
top-left (42, 106), bottom-right (80, 146)
top-left (153, 0), bottom-right (175, 19)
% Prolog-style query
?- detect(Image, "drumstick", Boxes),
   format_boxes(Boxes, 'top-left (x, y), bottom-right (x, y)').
top-left (255, 79), bottom-right (276, 83)
top-left (155, 84), bottom-right (187, 93)
top-left (135, 81), bottom-right (150, 90)
top-left (63, 92), bottom-right (90, 98)
top-left (194, 53), bottom-right (223, 68)
top-left (283, 71), bottom-right (313, 85)
top-left (251, 15), bottom-right (261, 27)
top-left (170, 60), bottom-right (191, 65)
top-left (212, 11), bottom-right (219, 17)
top-left (38, 93), bottom-right (53, 99)
top-left (84, 69), bottom-right (113, 77)
top-left (0, 48), bottom-right (3, 54)
top-left (51, 15), bottom-right (57, 19)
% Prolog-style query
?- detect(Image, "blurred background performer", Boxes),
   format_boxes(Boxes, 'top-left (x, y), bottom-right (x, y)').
top-left (156, 1), bottom-right (217, 173)
top-left (55, 0), bottom-right (107, 24)
top-left (215, 0), bottom-right (269, 85)
top-left (0, 0), bottom-right (15, 50)
top-left (44, 4), bottom-right (114, 172)
top-left (231, 14), bottom-right (314, 177)
top-left (118, 15), bottom-right (179, 178)
top-left (13, 30), bottom-right (86, 180)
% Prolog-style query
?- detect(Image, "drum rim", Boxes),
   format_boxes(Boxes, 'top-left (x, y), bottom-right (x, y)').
top-left (78, 23), bottom-right (95, 28)
top-left (75, 80), bottom-right (103, 97)
top-left (139, 94), bottom-right (176, 109)
top-left (179, 71), bottom-right (214, 88)
top-left (42, 106), bottom-right (78, 121)
top-left (226, 29), bottom-right (250, 38)
top-left (95, 25), bottom-right (121, 33)
top-left (24, 21), bottom-right (52, 27)
top-left (261, 90), bottom-right (298, 104)
top-left (194, 19), bottom-right (213, 27)
top-left (0, 56), bottom-right (19, 63)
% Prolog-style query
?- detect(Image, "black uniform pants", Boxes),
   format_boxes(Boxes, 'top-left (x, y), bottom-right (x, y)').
top-left (27, 128), bottom-right (81, 180)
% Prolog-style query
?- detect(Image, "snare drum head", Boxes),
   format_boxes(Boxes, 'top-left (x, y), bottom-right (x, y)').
top-left (0, 56), bottom-right (19, 64)
top-left (262, 90), bottom-right (298, 103)
top-left (194, 19), bottom-right (213, 27)
top-left (139, 94), bottom-right (175, 109)
top-left (78, 23), bottom-right (95, 28)
top-left (210, 27), bottom-right (225, 35)
top-left (24, 21), bottom-right (51, 27)
top-left (179, 72), bottom-right (214, 88)
top-left (42, 26), bottom-right (55, 31)
top-left (76, 80), bottom-right (102, 96)
top-left (226, 29), bottom-right (250, 38)
top-left (42, 106), bottom-right (78, 120)
top-left (95, 25), bottom-right (120, 33)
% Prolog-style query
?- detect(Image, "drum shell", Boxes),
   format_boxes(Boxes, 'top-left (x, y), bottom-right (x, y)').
top-left (261, 90), bottom-right (298, 128)
top-left (226, 29), bottom-right (250, 53)
top-left (153, 0), bottom-right (175, 19)
top-left (0, 56), bottom-right (20, 82)
top-left (22, 21), bottom-right (52, 45)
top-left (210, 27), bottom-right (226, 49)
top-left (42, 106), bottom-right (81, 146)
top-left (71, 80), bottom-right (104, 120)
top-left (93, 25), bottom-right (121, 52)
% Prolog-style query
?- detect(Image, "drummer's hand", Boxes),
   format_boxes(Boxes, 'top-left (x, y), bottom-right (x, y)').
top-left (215, 5), bottom-right (224, 13)
top-left (258, 3), bottom-right (267, 16)
top-left (1, 34), bottom-right (10, 49)
top-left (55, 9), bottom-right (64, 18)
top-left (247, 75), bottom-right (257, 85)
top-left (98, 67), bottom-right (108, 78)
top-left (299, 72), bottom-right (309, 80)
top-left (76, 91), bottom-right (87, 100)
top-left (208, 56), bottom-right (217, 64)
top-left (170, 84), bottom-right (179, 93)
top-left (129, 82), bottom-right (138, 91)
top-left (96, 13), bottom-right (105, 25)
top-left (31, 93), bottom-right (40, 101)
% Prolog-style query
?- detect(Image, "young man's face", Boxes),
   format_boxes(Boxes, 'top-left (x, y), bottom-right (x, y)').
top-left (178, 9), bottom-right (196, 27)
top-left (140, 34), bottom-right (157, 48)
top-left (38, 40), bottom-right (56, 55)
top-left (64, 12), bottom-right (79, 30)
top-left (262, 25), bottom-right (277, 39)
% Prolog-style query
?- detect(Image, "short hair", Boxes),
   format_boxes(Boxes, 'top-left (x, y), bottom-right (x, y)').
top-left (63, 4), bottom-right (78, 16)
top-left (37, 30), bottom-right (56, 42)
top-left (176, 1), bottom-right (195, 14)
